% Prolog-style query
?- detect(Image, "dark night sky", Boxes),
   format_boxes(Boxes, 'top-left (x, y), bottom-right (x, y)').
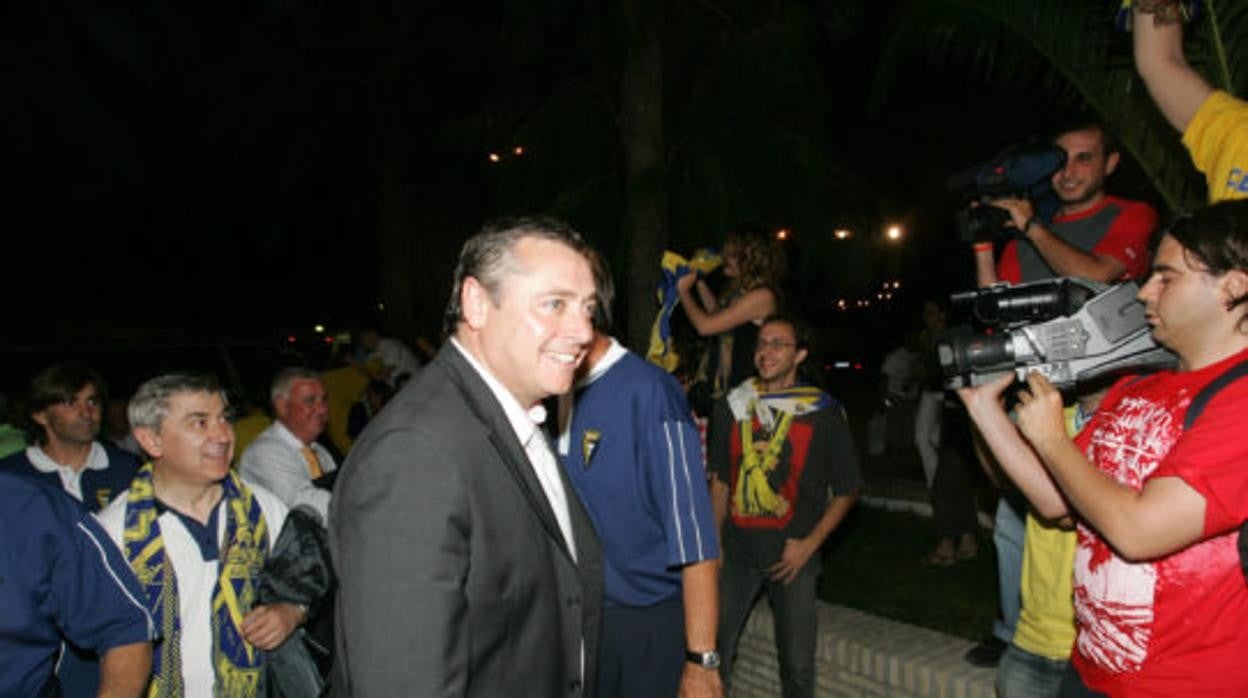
top-left (0, 2), bottom-right (1166, 363)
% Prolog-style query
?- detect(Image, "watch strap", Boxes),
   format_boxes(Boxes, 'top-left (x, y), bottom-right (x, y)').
top-left (685, 649), bottom-right (721, 668)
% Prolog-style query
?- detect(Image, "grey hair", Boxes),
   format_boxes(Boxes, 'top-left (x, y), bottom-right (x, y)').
top-left (128, 374), bottom-right (227, 432)
top-left (442, 215), bottom-right (593, 338)
top-left (270, 366), bottom-right (322, 404)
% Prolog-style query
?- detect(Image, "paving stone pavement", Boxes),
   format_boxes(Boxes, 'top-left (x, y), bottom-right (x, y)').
top-left (728, 601), bottom-right (997, 697)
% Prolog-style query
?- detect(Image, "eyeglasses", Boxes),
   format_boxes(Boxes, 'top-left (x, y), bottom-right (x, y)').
top-left (756, 338), bottom-right (797, 350)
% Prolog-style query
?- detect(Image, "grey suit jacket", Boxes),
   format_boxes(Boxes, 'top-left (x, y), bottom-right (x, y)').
top-left (328, 344), bottom-right (603, 697)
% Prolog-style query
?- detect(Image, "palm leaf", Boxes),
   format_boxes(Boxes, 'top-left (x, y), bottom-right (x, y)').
top-left (871, 0), bottom-right (1235, 211)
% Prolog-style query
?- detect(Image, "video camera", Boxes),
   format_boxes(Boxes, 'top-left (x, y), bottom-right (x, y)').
top-left (937, 277), bottom-right (1177, 389)
top-left (947, 145), bottom-right (1067, 243)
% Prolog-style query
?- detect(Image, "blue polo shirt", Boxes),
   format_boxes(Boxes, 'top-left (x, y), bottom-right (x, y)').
top-left (557, 342), bottom-right (719, 607)
top-left (0, 471), bottom-right (153, 696)
top-left (0, 441), bottom-right (141, 513)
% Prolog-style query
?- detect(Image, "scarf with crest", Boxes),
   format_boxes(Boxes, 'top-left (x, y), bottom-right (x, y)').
top-left (123, 463), bottom-right (269, 697)
top-left (726, 380), bottom-right (834, 517)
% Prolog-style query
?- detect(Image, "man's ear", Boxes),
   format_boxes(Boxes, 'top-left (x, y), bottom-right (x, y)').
top-left (132, 426), bottom-right (163, 459)
top-left (1221, 269), bottom-right (1248, 311)
top-left (31, 409), bottom-right (48, 429)
top-left (1105, 151), bottom-right (1121, 176)
top-left (795, 347), bottom-right (809, 367)
top-left (271, 395), bottom-right (288, 422)
top-left (461, 276), bottom-right (491, 330)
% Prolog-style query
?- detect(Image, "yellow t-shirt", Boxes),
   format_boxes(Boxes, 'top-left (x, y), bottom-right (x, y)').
top-left (1013, 514), bottom-right (1077, 659)
top-left (321, 363), bottom-right (375, 456)
top-left (1182, 90), bottom-right (1248, 203)
top-left (1011, 405), bottom-right (1082, 660)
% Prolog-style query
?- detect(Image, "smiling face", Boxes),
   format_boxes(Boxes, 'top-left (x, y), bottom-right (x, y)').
top-left (754, 319), bottom-right (807, 392)
top-left (138, 390), bottom-right (235, 487)
top-left (1051, 127), bottom-right (1119, 215)
top-left (463, 236), bottom-right (597, 407)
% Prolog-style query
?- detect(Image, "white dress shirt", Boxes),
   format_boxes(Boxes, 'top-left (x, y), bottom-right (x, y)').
top-left (449, 338), bottom-right (576, 559)
top-left (238, 421), bottom-right (336, 521)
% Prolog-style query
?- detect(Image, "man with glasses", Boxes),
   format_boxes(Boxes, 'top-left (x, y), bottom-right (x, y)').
top-left (709, 314), bottom-right (861, 698)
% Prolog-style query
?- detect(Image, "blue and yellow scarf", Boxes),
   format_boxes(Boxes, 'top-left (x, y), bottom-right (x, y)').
top-left (123, 463), bottom-right (269, 697)
top-left (647, 248), bottom-right (722, 372)
top-left (727, 380), bottom-right (835, 517)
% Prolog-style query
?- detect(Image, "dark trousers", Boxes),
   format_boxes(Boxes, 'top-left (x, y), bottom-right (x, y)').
top-left (930, 443), bottom-right (979, 539)
top-left (1056, 662), bottom-right (1108, 698)
top-left (596, 598), bottom-right (685, 698)
top-left (931, 405), bottom-right (979, 539)
top-left (718, 554), bottom-right (820, 698)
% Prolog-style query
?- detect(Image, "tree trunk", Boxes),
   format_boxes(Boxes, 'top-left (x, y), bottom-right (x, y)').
top-left (373, 5), bottom-right (418, 347)
top-left (619, 0), bottom-right (667, 353)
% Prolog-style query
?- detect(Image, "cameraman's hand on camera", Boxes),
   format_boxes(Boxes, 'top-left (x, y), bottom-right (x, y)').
top-left (956, 372), bottom-right (1013, 422)
top-left (959, 371), bottom-right (1073, 522)
top-left (1014, 371), bottom-right (1068, 454)
top-left (988, 197), bottom-right (1036, 236)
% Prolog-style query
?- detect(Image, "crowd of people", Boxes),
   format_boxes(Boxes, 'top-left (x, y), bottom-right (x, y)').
top-left (4, 2), bottom-right (1248, 697)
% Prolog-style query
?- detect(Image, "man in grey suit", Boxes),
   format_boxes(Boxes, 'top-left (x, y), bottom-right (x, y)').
top-left (329, 216), bottom-right (604, 697)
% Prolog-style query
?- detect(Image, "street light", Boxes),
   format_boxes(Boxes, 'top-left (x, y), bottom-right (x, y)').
top-left (834, 228), bottom-right (851, 240)
top-left (885, 224), bottom-right (903, 242)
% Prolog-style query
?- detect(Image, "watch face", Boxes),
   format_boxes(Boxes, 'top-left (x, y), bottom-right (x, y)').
top-left (688, 650), bottom-right (721, 669)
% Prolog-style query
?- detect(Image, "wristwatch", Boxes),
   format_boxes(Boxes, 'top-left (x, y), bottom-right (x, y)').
top-left (685, 649), bottom-right (721, 669)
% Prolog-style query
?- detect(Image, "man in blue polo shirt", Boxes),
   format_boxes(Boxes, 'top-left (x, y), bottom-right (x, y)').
top-left (556, 252), bottom-right (722, 698)
top-left (1, 361), bottom-right (144, 694)
top-left (0, 362), bottom-right (141, 512)
top-left (0, 469), bottom-right (153, 697)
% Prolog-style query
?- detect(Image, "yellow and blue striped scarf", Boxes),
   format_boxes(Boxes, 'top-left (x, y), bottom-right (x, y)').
top-left (647, 249), bottom-right (722, 372)
top-left (123, 463), bottom-right (269, 697)
top-left (726, 379), bottom-right (835, 427)
top-left (726, 380), bottom-right (838, 518)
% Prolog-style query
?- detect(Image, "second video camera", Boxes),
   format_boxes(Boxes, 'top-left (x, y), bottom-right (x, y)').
top-left (947, 145), bottom-right (1067, 243)
top-left (937, 278), bottom-right (1177, 389)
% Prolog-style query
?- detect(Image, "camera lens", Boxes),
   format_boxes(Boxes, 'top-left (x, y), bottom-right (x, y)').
top-left (937, 333), bottom-right (1014, 381)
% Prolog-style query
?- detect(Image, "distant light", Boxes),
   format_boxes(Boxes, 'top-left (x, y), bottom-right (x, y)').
top-left (833, 361), bottom-right (850, 370)
top-left (513, 146), bottom-right (525, 156)
top-left (286, 335), bottom-right (297, 344)
top-left (776, 228), bottom-right (790, 241)
top-left (886, 224), bottom-right (903, 241)
top-left (323, 335), bottom-right (334, 344)
top-left (834, 229), bottom-right (851, 240)
top-left (314, 324), bottom-right (325, 333)
top-left (893, 280), bottom-right (902, 289)
top-left (488, 153), bottom-right (501, 163)
top-left (377, 302), bottom-right (385, 311)
top-left (854, 362), bottom-right (864, 371)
